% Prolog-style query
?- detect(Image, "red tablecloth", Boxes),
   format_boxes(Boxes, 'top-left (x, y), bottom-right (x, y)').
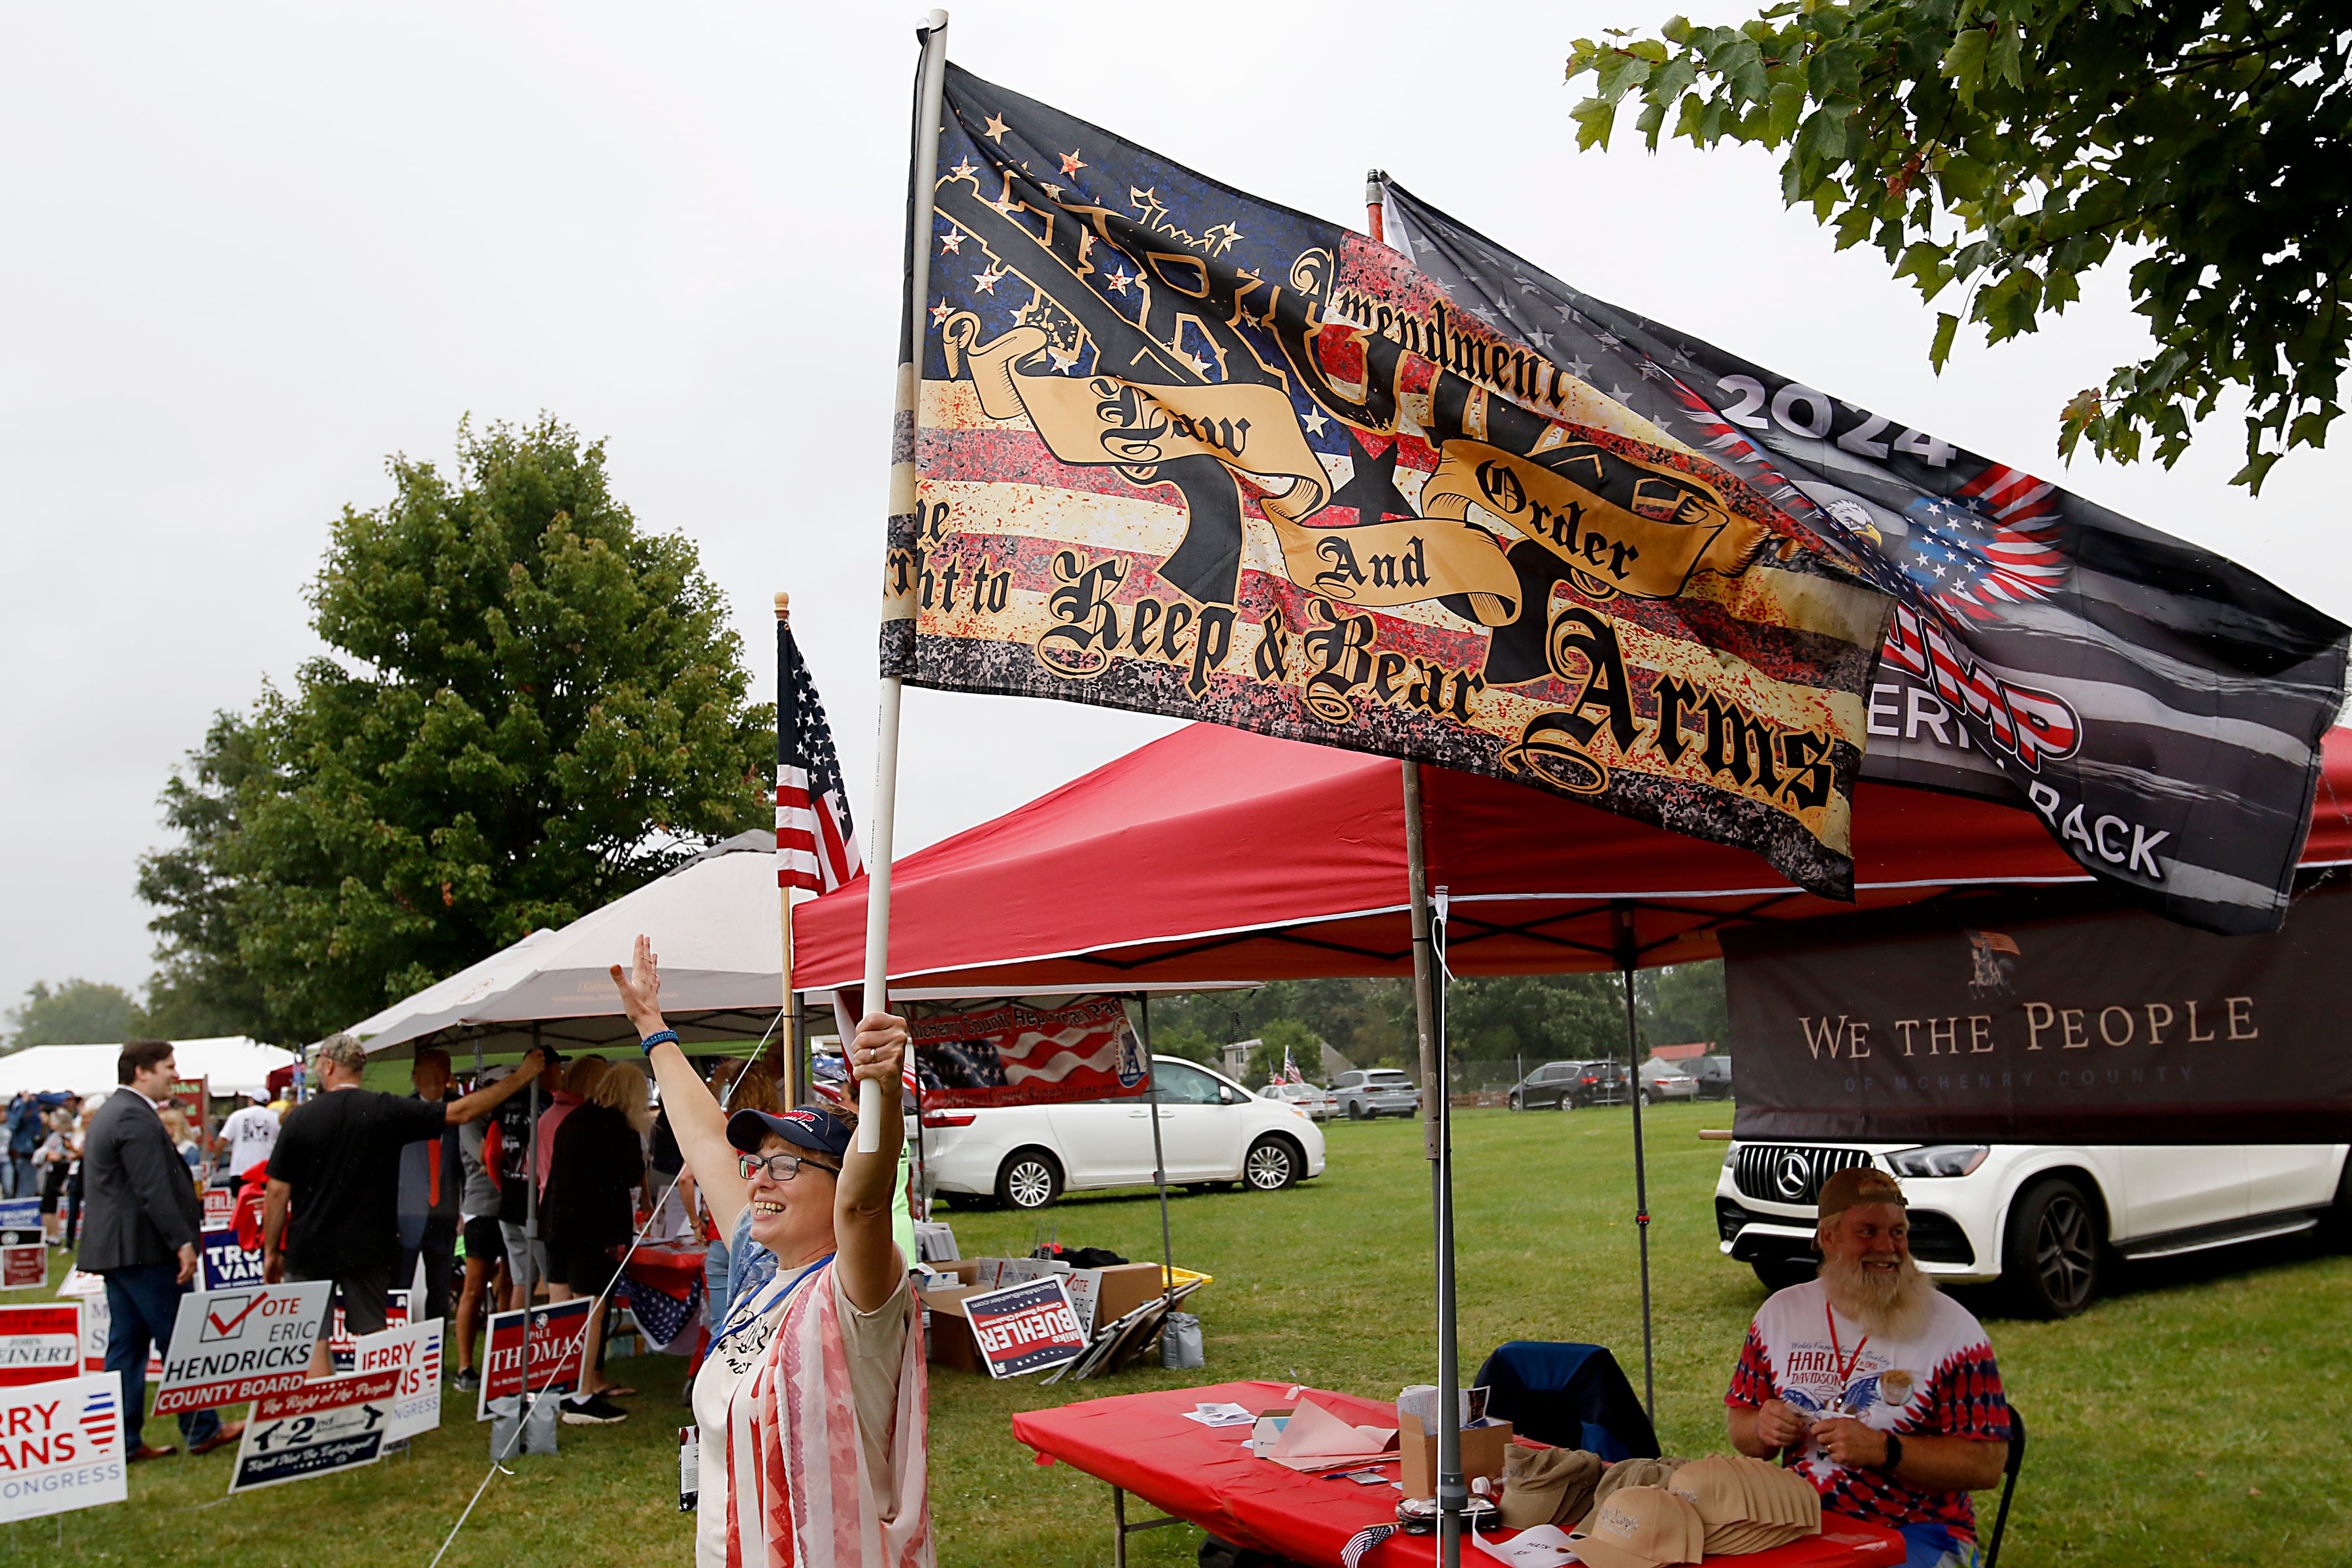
top-left (622, 1242), bottom-right (708, 1290)
top-left (1011, 1380), bottom-right (1907, 1568)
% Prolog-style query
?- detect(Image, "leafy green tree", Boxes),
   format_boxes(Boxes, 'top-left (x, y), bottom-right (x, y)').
top-left (1244, 1018), bottom-right (1322, 1085)
top-left (139, 417), bottom-right (774, 1045)
top-left (2, 980), bottom-right (146, 1053)
top-left (1637, 960), bottom-right (1731, 1052)
top-left (1568, 3), bottom-right (2351, 489)
top-left (1445, 973), bottom-right (1626, 1064)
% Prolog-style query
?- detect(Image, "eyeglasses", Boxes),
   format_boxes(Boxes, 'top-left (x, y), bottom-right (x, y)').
top-left (738, 1150), bottom-right (836, 1183)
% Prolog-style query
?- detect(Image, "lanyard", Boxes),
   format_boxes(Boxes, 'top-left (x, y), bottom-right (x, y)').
top-left (713, 1252), bottom-right (832, 1348)
top-left (1825, 1302), bottom-right (1870, 1389)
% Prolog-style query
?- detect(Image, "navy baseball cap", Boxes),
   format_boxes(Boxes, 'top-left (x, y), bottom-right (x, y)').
top-left (727, 1105), bottom-right (853, 1162)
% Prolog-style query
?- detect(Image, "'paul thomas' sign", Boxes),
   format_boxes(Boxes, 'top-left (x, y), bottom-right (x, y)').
top-left (1722, 885), bottom-right (2352, 1144)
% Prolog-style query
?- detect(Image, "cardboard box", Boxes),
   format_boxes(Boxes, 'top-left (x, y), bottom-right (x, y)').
top-left (1063, 1263), bottom-right (1171, 1335)
top-left (1399, 1412), bottom-right (1512, 1500)
top-left (917, 1285), bottom-right (988, 1374)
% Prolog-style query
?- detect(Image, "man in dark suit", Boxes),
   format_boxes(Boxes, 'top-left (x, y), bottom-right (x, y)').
top-left (82, 1039), bottom-right (244, 1460)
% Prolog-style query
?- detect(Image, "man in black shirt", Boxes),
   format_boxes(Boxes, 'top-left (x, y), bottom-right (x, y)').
top-left (263, 1034), bottom-right (544, 1377)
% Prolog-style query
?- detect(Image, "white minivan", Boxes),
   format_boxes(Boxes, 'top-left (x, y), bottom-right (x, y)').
top-left (915, 1055), bottom-right (1328, 1210)
top-left (1716, 1137), bottom-right (2350, 1316)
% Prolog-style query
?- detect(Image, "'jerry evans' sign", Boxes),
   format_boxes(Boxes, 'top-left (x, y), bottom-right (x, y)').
top-left (152, 1282), bottom-right (331, 1415)
top-left (0, 1373), bottom-right (125, 1522)
top-left (1723, 885), bottom-right (2352, 1144)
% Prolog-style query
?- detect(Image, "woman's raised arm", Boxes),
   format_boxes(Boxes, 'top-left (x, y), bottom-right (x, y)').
top-left (610, 934), bottom-right (749, 1241)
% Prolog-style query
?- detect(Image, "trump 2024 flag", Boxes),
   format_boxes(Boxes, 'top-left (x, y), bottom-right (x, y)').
top-left (883, 65), bottom-right (1893, 898)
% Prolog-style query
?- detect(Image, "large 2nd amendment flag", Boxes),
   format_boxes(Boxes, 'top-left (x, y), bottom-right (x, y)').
top-left (1377, 182), bottom-right (2349, 935)
top-left (885, 65), bottom-right (1894, 898)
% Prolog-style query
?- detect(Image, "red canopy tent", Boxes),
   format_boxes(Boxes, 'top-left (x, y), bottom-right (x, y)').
top-left (796, 724), bottom-right (2352, 993)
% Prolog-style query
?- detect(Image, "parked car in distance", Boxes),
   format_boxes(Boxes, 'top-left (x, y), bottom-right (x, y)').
top-left (1679, 1054), bottom-right (1735, 1101)
top-left (1331, 1068), bottom-right (1420, 1120)
top-left (918, 1055), bottom-right (1326, 1210)
top-left (1715, 1136), bottom-right (2351, 1317)
top-left (1262, 1081), bottom-right (1335, 1120)
top-left (1638, 1059), bottom-right (1699, 1105)
top-left (1507, 1059), bottom-right (1631, 1111)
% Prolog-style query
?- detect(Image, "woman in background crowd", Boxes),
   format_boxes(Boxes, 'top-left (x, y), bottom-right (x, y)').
top-left (452, 1065), bottom-right (512, 1394)
top-left (543, 1059), bottom-right (651, 1424)
top-left (34, 1109), bottom-right (70, 1244)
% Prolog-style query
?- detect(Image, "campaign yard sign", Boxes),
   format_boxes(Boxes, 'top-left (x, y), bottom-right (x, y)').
top-left (475, 1300), bottom-right (591, 1420)
top-left (152, 1282), bottom-right (331, 1416)
top-left (0, 1200), bottom-right (41, 1238)
top-left (962, 1278), bottom-right (1090, 1379)
top-left (351, 1317), bottom-right (442, 1443)
top-left (0, 1306), bottom-right (82, 1388)
top-left (327, 1289), bottom-right (411, 1373)
top-left (0, 1247), bottom-right (46, 1291)
top-left (199, 1229), bottom-right (265, 1292)
top-left (56, 1275), bottom-right (105, 1374)
top-left (0, 1373), bottom-right (125, 1522)
top-left (201, 1188), bottom-right (237, 1232)
top-left (227, 1367), bottom-right (400, 1494)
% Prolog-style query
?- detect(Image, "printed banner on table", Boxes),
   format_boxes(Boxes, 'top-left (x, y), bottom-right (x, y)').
top-left (962, 1277), bottom-right (1090, 1379)
top-left (0, 1373), bottom-right (125, 1522)
top-left (200, 1228), bottom-right (265, 1292)
top-left (152, 1282), bottom-right (331, 1415)
top-left (909, 996), bottom-right (1150, 1108)
top-left (474, 1299), bottom-right (591, 1421)
top-left (327, 1289), bottom-right (410, 1373)
top-left (1378, 182), bottom-right (2349, 936)
top-left (883, 66), bottom-right (1895, 900)
top-left (0, 1305), bottom-right (83, 1387)
top-left (351, 1316), bottom-right (443, 1443)
top-left (1723, 883), bottom-right (2352, 1144)
top-left (0, 1247), bottom-right (46, 1290)
top-left (226, 1368), bottom-right (400, 1494)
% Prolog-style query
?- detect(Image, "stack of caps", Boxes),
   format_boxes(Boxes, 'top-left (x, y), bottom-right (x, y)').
top-left (1566, 1485), bottom-right (1705, 1568)
top-left (1665, 1454), bottom-right (1822, 1556)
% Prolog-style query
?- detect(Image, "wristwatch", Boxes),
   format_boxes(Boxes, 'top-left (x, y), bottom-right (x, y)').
top-left (1877, 1433), bottom-right (1905, 1472)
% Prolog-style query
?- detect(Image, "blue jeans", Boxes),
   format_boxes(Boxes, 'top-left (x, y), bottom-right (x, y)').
top-left (103, 1264), bottom-right (222, 1451)
top-left (6, 1156), bottom-right (31, 1200)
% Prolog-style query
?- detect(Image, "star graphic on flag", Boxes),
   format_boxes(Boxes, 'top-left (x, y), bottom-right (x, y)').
top-left (1182, 349), bottom-right (1210, 376)
top-left (1301, 408), bottom-right (1329, 436)
top-left (1529, 329), bottom-right (1554, 349)
top-left (983, 112), bottom-right (1010, 142)
top-left (973, 266), bottom-right (1006, 293)
top-left (938, 231), bottom-right (964, 254)
top-left (1106, 268), bottom-right (1133, 294)
top-left (1330, 429), bottom-right (1413, 522)
top-left (949, 158), bottom-right (977, 180)
top-left (1554, 304), bottom-right (1579, 323)
top-left (1469, 304), bottom-right (1496, 323)
top-left (928, 299), bottom-right (955, 325)
top-left (1566, 357), bottom-right (1593, 380)
top-left (1043, 183), bottom-right (1062, 201)
top-left (1048, 343), bottom-right (1080, 372)
top-left (1609, 384), bottom-right (1634, 402)
top-left (1059, 149), bottom-right (1086, 176)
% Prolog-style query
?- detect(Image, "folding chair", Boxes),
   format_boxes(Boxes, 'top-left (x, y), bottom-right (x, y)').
top-left (1982, 1405), bottom-right (2027, 1568)
top-left (1472, 1341), bottom-right (1659, 1461)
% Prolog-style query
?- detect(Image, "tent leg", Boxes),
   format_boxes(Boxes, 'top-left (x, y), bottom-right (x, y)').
top-left (1612, 903), bottom-right (1656, 1428)
top-left (1139, 996), bottom-right (1176, 1325)
top-left (1405, 760), bottom-right (1461, 1568)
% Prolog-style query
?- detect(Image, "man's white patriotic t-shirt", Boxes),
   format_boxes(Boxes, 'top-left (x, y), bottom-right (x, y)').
top-left (1727, 1280), bottom-right (2011, 1539)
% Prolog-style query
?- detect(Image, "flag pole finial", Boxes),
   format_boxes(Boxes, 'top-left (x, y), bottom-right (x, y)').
top-left (774, 591), bottom-right (791, 621)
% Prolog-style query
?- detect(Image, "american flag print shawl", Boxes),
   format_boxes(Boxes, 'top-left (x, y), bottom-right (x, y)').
top-left (723, 1258), bottom-right (933, 1568)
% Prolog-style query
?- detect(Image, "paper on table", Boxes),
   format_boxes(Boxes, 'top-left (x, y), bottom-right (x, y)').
top-left (1181, 1402), bottom-right (1257, 1428)
top-left (1469, 1523), bottom-right (1580, 1565)
top-left (1264, 1395), bottom-right (1401, 1469)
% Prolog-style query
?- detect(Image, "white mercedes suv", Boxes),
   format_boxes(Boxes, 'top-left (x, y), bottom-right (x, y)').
top-left (915, 1055), bottom-right (1327, 1210)
top-left (1715, 1138), bottom-right (2350, 1316)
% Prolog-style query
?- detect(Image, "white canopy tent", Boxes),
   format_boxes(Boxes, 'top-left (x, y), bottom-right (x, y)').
top-left (0, 1036), bottom-right (298, 1100)
top-left (352, 833), bottom-right (787, 1059)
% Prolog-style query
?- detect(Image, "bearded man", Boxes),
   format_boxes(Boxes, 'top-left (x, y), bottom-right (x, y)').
top-left (1726, 1168), bottom-right (2012, 1568)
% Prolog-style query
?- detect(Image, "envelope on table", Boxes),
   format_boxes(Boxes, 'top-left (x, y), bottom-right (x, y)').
top-left (1264, 1396), bottom-right (1401, 1469)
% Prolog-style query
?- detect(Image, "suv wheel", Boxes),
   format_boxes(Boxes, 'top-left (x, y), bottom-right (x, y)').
top-left (1347, 1100), bottom-right (1369, 1120)
top-left (1244, 1136), bottom-right (1301, 1191)
top-left (2004, 1177), bottom-right (2102, 1318)
top-left (994, 1149), bottom-right (1062, 1211)
top-left (1750, 1257), bottom-right (1815, 1293)
top-left (1507, 1092), bottom-right (1522, 1111)
top-left (1558, 1093), bottom-right (1577, 1112)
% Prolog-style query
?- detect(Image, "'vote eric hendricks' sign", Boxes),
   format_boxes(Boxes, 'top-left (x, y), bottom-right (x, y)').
top-left (0, 1373), bottom-right (125, 1522)
top-left (961, 1277), bottom-right (1089, 1379)
top-left (152, 1282), bottom-right (331, 1416)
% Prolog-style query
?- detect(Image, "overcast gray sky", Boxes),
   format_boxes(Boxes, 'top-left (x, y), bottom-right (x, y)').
top-left (5, 2), bottom-right (2345, 1026)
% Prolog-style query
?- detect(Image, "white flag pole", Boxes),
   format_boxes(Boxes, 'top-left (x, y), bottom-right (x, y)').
top-left (860, 7), bottom-right (951, 1153)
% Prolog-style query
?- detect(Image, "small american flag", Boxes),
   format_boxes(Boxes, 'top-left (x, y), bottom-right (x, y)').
top-left (777, 618), bottom-right (862, 894)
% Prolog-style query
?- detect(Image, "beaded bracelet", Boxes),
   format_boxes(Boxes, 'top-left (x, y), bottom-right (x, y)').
top-left (639, 1029), bottom-right (679, 1056)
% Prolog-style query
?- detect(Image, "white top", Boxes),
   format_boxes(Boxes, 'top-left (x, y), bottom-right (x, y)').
top-left (690, 1260), bottom-right (909, 1568)
top-left (218, 1103), bottom-right (280, 1178)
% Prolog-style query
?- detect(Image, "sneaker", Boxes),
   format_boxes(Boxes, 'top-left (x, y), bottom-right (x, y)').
top-left (453, 1368), bottom-right (481, 1393)
top-left (560, 1394), bottom-right (630, 1426)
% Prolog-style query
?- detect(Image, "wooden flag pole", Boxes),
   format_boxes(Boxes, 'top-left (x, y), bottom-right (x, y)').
top-left (860, 7), bottom-right (951, 1154)
top-left (777, 591), bottom-right (804, 1109)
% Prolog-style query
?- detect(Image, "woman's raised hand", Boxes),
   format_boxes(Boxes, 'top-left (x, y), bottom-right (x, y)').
top-left (849, 1012), bottom-right (909, 1090)
top-left (609, 934), bottom-right (666, 1034)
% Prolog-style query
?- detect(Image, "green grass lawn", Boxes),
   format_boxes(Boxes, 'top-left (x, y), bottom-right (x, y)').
top-left (10, 1106), bottom-right (2346, 1566)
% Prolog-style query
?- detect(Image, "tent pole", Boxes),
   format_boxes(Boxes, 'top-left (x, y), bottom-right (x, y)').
top-left (522, 1022), bottom-right (541, 1428)
top-left (860, 6), bottom-right (951, 1156)
top-left (1405, 759), bottom-right (1462, 1567)
top-left (1613, 902), bottom-right (1656, 1426)
top-left (1139, 995), bottom-right (1175, 1324)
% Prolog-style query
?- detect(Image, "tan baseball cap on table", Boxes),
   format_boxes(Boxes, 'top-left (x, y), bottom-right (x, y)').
top-left (1570, 1486), bottom-right (1705, 1568)
top-left (1816, 1165), bottom-right (1907, 1219)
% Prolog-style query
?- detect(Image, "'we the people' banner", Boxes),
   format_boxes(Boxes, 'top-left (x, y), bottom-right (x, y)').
top-left (227, 1368), bottom-right (401, 1494)
top-left (909, 996), bottom-right (1151, 1109)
